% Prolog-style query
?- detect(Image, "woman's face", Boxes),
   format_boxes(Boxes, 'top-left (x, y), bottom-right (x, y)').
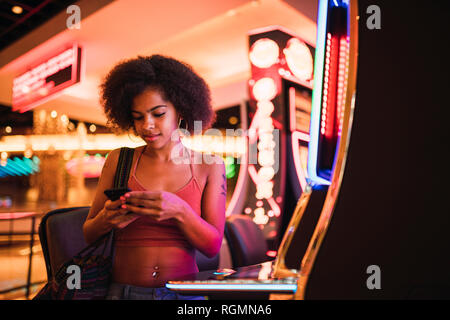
top-left (131, 87), bottom-right (180, 149)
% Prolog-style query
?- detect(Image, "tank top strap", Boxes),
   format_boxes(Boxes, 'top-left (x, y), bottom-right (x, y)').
top-left (132, 146), bottom-right (146, 176)
top-left (189, 149), bottom-right (195, 176)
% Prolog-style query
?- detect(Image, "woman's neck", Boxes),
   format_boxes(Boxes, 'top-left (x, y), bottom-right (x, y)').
top-left (143, 139), bottom-right (184, 163)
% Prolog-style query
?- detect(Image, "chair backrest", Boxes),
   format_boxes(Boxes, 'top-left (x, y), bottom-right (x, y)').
top-left (39, 207), bottom-right (90, 280)
top-left (224, 214), bottom-right (271, 268)
top-left (195, 250), bottom-right (219, 272)
top-left (39, 206), bottom-right (220, 280)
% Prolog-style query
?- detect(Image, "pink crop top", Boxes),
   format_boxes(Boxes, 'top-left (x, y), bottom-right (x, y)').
top-left (114, 147), bottom-right (202, 248)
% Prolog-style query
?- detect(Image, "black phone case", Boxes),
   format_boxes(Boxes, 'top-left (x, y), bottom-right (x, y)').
top-left (103, 187), bottom-right (131, 201)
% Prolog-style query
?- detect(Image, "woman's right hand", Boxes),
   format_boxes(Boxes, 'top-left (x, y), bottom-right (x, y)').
top-left (99, 197), bottom-right (140, 229)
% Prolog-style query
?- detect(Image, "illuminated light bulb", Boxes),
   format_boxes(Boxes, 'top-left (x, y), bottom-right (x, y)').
top-left (253, 207), bottom-right (269, 225)
top-left (249, 38), bottom-right (280, 69)
top-left (60, 115), bottom-right (68, 123)
top-left (258, 137), bottom-right (275, 151)
top-left (283, 37), bottom-right (314, 81)
top-left (5, 126), bottom-right (12, 134)
top-left (228, 116), bottom-right (238, 125)
top-left (252, 77), bottom-right (278, 101)
top-left (50, 110), bottom-right (57, 118)
top-left (258, 117), bottom-right (274, 132)
top-left (257, 101), bottom-right (274, 116)
top-left (256, 200), bottom-right (264, 207)
top-left (257, 166), bottom-right (275, 182)
top-left (89, 124), bottom-right (97, 133)
top-left (1, 152), bottom-right (7, 160)
top-left (244, 207), bottom-right (252, 214)
top-left (256, 181), bottom-right (273, 199)
top-left (12, 6), bottom-right (23, 14)
top-left (268, 210), bottom-right (274, 217)
top-left (258, 151), bottom-right (275, 167)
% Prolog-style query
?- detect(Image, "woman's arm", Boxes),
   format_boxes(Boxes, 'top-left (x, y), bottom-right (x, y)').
top-left (82, 148), bottom-right (139, 244)
top-left (176, 156), bottom-right (226, 257)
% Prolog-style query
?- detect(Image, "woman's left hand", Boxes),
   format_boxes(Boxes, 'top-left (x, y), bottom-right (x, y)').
top-left (122, 190), bottom-right (189, 221)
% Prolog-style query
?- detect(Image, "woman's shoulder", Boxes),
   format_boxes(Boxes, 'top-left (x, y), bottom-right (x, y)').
top-left (190, 150), bottom-right (224, 176)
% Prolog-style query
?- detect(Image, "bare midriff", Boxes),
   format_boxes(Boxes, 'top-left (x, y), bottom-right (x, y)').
top-left (112, 245), bottom-right (199, 287)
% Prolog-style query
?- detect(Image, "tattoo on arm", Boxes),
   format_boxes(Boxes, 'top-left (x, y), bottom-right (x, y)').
top-left (220, 173), bottom-right (227, 197)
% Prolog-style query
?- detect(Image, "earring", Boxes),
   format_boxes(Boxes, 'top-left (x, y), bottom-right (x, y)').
top-left (178, 118), bottom-right (188, 132)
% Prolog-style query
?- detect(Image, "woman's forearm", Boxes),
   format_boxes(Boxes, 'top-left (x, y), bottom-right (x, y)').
top-left (176, 206), bottom-right (223, 258)
top-left (83, 210), bottom-right (112, 244)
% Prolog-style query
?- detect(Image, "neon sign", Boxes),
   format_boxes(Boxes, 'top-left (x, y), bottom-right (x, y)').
top-left (225, 26), bottom-right (314, 243)
top-left (0, 156), bottom-right (40, 178)
top-left (65, 154), bottom-right (106, 178)
top-left (12, 44), bottom-right (82, 113)
top-left (308, 0), bottom-right (350, 184)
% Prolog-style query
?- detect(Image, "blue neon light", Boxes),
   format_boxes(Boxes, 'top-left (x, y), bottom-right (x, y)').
top-left (307, 0), bottom-right (331, 186)
top-left (165, 283), bottom-right (297, 293)
top-left (0, 156), bottom-right (40, 178)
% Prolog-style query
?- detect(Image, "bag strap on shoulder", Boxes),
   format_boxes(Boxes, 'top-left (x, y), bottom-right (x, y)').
top-left (113, 147), bottom-right (135, 188)
top-left (78, 147), bottom-right (135, 256)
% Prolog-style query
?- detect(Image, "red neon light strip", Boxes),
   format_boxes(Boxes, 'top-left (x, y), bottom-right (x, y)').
top-left (0, 212), bottom-right (37, 220)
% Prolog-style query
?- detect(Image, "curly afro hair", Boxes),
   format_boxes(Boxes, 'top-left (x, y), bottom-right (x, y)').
top-left (100, 55), bottom-right (215, 134)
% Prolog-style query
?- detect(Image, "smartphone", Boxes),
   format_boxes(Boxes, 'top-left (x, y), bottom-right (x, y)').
top-left (103, 187), bottom-right (131, 201)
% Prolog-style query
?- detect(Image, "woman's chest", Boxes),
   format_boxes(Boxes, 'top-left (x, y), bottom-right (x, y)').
top-left (134, 161), bottom-right (205, 193)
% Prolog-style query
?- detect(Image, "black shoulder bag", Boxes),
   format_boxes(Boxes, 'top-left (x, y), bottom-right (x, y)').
top-left (33, 147), bottom-right (135, 300)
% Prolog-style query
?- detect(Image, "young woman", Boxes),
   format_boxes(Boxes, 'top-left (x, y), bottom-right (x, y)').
top-left (83, 55), bottom-right (226, 300)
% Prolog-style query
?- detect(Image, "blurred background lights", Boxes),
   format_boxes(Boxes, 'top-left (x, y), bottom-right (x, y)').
top-left (283, 37), bottom-right (314, 81)
top-left (5, 126), bottom-right (12, 133)
top-left (252, 77), bottom-right (277, 101)
top-left (249, 38), bottom-right (280, 68)
top-left (11, 6), bottom-right (23, 14)
top-left (50, 110), bottom-right (57, 118)
top-left (89, 124), bottom-right (97, 133)
top-left (256, 101), bottom-right (274, 116)
top-left (228, 116), bottom-right (238, 125)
